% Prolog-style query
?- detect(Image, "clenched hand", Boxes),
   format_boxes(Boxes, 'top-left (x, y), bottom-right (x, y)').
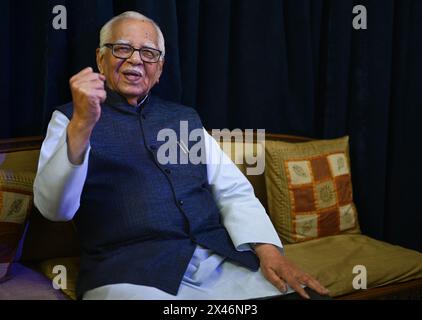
top-left (69, 67), bottom-right (106, 127)
top-left (67, 67), bottom-right (106, 165)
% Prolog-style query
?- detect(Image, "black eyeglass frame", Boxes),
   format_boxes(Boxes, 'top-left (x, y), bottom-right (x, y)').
top-left (103, 43), bottom-right (162, 63)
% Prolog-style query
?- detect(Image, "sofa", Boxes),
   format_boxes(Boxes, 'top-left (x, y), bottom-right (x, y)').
top-left (1, 133), bottom-right (421, 300)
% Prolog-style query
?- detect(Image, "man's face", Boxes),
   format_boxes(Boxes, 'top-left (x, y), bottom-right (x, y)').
top-left (96, 18), bottom-right (164, 105)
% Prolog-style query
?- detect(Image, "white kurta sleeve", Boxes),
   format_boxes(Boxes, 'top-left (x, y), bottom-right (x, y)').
top-left (203, 129), bottom-right (283, 252)
top-left (33, 111), bottom-right (90, 222)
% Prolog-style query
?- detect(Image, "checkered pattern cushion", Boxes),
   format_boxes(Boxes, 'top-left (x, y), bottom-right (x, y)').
top-left (0, 171), bottom-right (34, 282)
top-left (265, 136), bottom-right (360, 243)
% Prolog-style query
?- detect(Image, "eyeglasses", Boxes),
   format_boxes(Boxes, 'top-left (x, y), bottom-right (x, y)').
top-left (103, 43), bottom-right (162, 63)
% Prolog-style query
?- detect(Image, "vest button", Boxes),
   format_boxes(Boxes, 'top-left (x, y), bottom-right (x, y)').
top-left (141, 114), bottom-right (146, 120)
top-left (164, 168), bottom-right (171, 174)
top-left (178, 200), bottom-right (184, 206)
top-left (150, 145), bottom-right (156, 150)
top-left (189, 235), bottom-right (196, 242)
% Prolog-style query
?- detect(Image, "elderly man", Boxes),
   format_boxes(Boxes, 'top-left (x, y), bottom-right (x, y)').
top-left (34, 11), bottom-right (329, 300)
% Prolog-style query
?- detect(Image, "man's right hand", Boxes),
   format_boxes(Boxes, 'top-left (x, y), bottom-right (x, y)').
top-left (67, 67), bottom-right (106, 165)
top-left (69, 67), bottom-right (106, 127)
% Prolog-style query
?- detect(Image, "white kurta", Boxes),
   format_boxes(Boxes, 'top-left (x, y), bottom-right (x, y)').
top-left (34, 110), bottom-right (294, 300)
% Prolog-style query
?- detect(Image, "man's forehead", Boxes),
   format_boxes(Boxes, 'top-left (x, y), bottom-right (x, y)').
top-left (111, 19), bottom-right (158, 47)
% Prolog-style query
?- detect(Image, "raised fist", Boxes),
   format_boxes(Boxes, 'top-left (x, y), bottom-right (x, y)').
top-left (69, 67), bottom-right (106, 128)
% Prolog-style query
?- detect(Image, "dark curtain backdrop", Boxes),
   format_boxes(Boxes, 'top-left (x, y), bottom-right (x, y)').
top-left (0, 0), bottom-right (421, 251)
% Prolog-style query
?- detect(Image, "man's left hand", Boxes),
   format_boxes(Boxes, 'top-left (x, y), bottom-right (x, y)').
top-left (254, 243), bottom-right (330, 299)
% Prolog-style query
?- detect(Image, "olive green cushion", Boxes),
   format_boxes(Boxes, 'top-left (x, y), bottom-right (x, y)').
top-left (284, 234), bottom-right (422, 297)
top-left (36, 236), bottom-right (422, 299)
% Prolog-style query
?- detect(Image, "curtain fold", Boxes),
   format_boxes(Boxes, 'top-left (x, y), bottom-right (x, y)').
top-left (0, 0), bottom-right (420, 250)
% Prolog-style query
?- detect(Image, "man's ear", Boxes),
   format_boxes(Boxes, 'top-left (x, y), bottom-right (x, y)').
top-left (96, 48), bottom-right (104, 74)
top-left (155, 59), bottom-right (164, 84)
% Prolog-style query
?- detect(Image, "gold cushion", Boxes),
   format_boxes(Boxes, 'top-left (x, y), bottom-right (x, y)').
top-left (284, 234), bottom-right (422, 297)
top-left (0, 170), bottom-right (35, 282)
top-left (37, 256), bottom-right (80, 300)
top-left (265, 136), bottom-right (360, 243)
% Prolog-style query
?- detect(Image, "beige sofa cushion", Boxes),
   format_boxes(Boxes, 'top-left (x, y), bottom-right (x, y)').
top-left (285, 234), bottom-right (422, 297)
top-left (215, 137), bottom-right (268, 210)
top-left (37, 235), bottom-right (422, 299)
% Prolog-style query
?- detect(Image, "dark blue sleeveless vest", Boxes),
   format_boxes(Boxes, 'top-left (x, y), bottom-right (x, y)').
top-left (56, 88), bottom-right (259, 298)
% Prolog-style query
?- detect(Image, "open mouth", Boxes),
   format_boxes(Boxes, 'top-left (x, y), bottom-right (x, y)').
top-left (122, 70), bottom-right (143, 82)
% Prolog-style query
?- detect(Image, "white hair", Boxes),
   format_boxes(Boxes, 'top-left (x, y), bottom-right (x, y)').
top-left (99, 11), bottom-right (165, 59)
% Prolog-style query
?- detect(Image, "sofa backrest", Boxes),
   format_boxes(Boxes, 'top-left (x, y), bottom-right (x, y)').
top-left (213, 131), bottom-right (311, 210)
top-left (0, 132), bottom-right (312, 262)
top-left (0, 138), bottom-right (41, 173)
